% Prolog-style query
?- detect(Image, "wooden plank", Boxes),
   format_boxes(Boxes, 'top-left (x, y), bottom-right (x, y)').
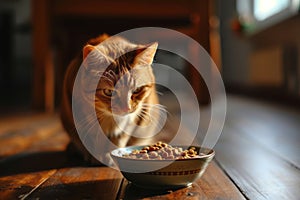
top-left (0, 114), bottom-right (67, 158)
top-left (215, 121), bottom-right (300, 200)
top-left (195, 161), bottom-right (246, 200)
top-left (0, 113), bottom-right (54, 134)
top-left (227, 95), bottom-right (300, 168)
top-left (0, 170), bottom-right (57, 200)
top-left (0, 113), bottom-right (75, 177)
top-left (28, 167), bottom-right (123, 200)
top-left (0, 149), bottom-right (82, 178)
top-left (118, 161), bottom-right (245, 200)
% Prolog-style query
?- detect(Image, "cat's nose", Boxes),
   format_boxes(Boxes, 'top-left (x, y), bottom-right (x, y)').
top-left (112, 106), bottom-right (131, 116)
top-left (120, 106), bottom-right (131, 114)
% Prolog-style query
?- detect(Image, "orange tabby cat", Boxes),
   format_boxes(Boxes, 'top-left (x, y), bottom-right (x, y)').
top-left (60, 34), bottom-right (163, 164)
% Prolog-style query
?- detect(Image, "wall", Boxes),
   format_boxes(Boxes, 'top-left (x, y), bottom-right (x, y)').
top-left (217, 0), bottom-right (300, 99)
top-left (0, 0), bottom-right (32, 111)
top-left (218, 0), bottom-right (251, 86)
top-left (249, 15), bottom-right (300, 97)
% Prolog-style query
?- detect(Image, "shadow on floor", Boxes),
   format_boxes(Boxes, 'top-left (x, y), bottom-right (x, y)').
top-left (0, 150), bottom-right (89, 177)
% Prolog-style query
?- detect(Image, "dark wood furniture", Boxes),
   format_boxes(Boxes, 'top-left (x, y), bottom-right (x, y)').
top-left (31, 0), bottom-right (211, 112)
top-left (1, 95), bottom-right (300, 199)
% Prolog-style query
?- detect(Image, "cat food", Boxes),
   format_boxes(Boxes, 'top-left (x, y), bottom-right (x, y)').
top-left (122, 142), bottom-right (202, 160)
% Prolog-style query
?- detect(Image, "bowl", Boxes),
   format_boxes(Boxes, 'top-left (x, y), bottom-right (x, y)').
top-left (110, 145), bottom-right (215, 189)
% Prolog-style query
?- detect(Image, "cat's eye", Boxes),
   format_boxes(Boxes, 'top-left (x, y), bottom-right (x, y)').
top-left (133, 86), bottom-right (143, 94)
top-left (103, 89), bottom-right (114, 97)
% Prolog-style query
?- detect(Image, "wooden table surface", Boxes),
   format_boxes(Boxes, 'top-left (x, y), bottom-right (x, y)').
top-left (0, 95), bottom-right (300, 199)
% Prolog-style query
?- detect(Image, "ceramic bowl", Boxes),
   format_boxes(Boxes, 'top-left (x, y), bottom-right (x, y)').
top-left (110, 145), bottom-right (215, 189)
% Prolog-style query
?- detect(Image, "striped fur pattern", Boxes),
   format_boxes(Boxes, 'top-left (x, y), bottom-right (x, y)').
top-left (61, 34), bottom-right (164, 164)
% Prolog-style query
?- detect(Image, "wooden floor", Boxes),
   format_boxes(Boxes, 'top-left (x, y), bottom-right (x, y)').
top-left (0, 94), bottom-right (299, 199)
top-left (215, 95), bottom-right (300, 200)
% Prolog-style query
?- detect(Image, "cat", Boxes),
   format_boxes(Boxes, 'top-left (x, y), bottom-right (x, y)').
top-left (60, 34), bottom-right (166, 164)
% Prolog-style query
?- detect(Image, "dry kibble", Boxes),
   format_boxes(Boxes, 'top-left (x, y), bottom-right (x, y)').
top-left (143, 146), bottom-right (150, 151)
top-left (140, 149), bottom-right (147, 153)
top-left (173, 149), bottom-right (180, 156)
top-left (161, 143), bottom-right (168, 147)
top-left (142, 154), bottom-right (149, 159)
top-left (131, 150), bottom-right (139, 154)
top-left (181, 151), bottom-right (188, 157)
top-left (188, 149), bottom-right (195, 155)
top-left (162, 151), bottom-right (169, 158)
top-left (149, 146), bottom-right (156, 151)
top-left (123, 142), bottom-right (202, 160)
top-left (165, 148), bottom-right (173, 154)
top-left (149, 151), bottom-right (158, 158)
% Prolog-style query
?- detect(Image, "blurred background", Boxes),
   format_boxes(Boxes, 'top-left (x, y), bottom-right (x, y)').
top-left (0, 0), bottom-right (299, 114)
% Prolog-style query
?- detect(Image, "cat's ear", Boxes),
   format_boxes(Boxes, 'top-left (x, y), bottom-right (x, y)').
top-left (134, 42), bottom-right (158, 65)
top-left (83, 44), bottom-right (95, 60)
top-left (82, 44), bottom-right (110, 71)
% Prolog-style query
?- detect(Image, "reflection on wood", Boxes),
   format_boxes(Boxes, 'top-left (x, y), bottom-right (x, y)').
top-left (1, 95), bottom-right (300, 199)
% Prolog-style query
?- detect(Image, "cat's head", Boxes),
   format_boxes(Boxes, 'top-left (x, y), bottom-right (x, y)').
top-left (82, 36), bottom-right (158, 120)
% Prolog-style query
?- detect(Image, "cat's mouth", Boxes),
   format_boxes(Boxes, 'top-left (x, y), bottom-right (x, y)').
top-left (112, 112), bottom-right (129, 117)
top-left (111, 111), bottom-right (136, 126)
top-left (111, 109), bottom-right (134, 117)
top-left (110, 105), bottom-right (135, 116)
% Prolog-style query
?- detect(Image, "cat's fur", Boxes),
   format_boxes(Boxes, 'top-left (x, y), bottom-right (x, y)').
top-left (60, 34), bottom-right (163, 164)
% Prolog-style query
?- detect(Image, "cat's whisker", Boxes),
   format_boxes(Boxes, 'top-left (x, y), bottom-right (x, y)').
top-left (141, 104), bottom-right (168, 117)
top-left (136, 112), bottom-right (149, 122)
top-left (139, 110), bottom-right (152, 122)
top-left (97, 114), bottom-right (106, 123)
top-left (84, 121), bottom-right (96, 135)
top-left (75, 113), bottom-right (95, 128)
top-left (77, 112), bottom-right (97, 125)
top-left (139, 109), bottom-right (162, 125)
top-left (138, 105), bottom-right (170, 130)
top-left (142, 103), bottom-right (167, 109)
top-left (79, 119), bottom-right (98, 143)
top-left (95, 110), bottom-right (107, 123)
top-left (82, 120), bottom-right (98, 141)
top-left (138, 112), bottom-right (164, 130)
top-left (75, 111), bottom-right (100, 131)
